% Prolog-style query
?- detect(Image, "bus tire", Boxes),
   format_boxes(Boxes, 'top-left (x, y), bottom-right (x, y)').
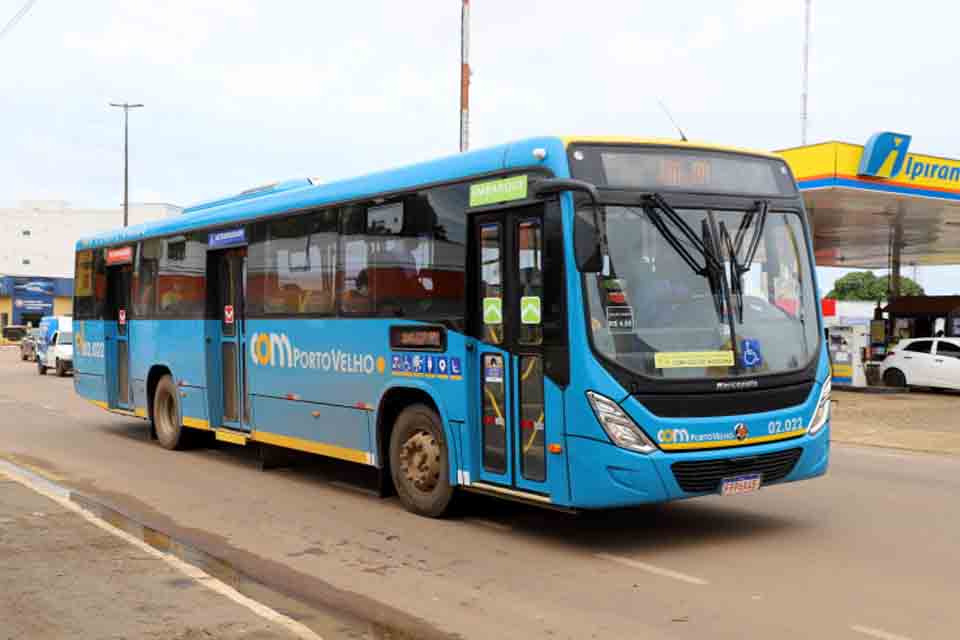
top-left (153, 375), bottom-right (188, 450)
top-left (389, 404), bottom-right (455, 518)
top-left (37, 360), bottom-right (47, 375)
top-left (55, 359), bottom-right (66, 377)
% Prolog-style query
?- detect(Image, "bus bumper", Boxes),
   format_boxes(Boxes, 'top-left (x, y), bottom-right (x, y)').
top-left (566, 423), bottom-right (830, 509)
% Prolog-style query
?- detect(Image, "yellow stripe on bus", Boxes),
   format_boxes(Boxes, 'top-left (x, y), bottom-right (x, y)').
top-left (182, 417), bottom-right (211, 430)
top-left (251, 430), bottom-right (373, 466)
top-left (660, 430), bottom-right (807, 451)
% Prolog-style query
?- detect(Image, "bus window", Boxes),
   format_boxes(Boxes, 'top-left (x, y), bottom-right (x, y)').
top-left (517, 219), bottom-right (543, 346)
top-left (157, 234), bottom-right (207, 317)
top-left (479, 223), bottom-right (503, 345)
top-left (134, 239), bottom-right (161, 317)
top-left (248, 210), bottom-right (338, 316)
top-left (74, 248), bottom-right (106, 320)
top-left (339, 193), bottom-right (467, 325)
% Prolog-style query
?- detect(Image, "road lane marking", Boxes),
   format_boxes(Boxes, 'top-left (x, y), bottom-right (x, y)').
top-left (851, 625), bottom-right (913, 640)
top-left (595, 552), bottom-right (709, 585)
top-left (0, 461), bottom-right (324, 640)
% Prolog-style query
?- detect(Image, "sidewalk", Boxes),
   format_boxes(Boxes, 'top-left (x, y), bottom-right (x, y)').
top-left (832, 389), bottom-right (960, 455)
top-left (0, 473), bottom-right (304, 640)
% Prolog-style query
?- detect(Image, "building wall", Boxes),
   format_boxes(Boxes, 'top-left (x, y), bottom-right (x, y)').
top-left (0, 200), bottom-right (182, 278)
top-left (54, 296), bottom-right (73, 316)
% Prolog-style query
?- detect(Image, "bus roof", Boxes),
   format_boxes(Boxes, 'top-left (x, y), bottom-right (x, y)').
top-left (76, 136), bottom-right (780, 250)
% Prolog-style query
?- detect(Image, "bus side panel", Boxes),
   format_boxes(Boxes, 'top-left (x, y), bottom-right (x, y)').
top-left (130, 319), bottom-right (208, 418)
top-left (245, 319), bottom-right (467, 468)
top-left (543, 377), bottom-right (571, 505)
top-left (74, 319), bottom-right (108, 405)
top-left (128, 319), bottom-right (152, 415)
top-left (252, 396), bottom-right (372, 462)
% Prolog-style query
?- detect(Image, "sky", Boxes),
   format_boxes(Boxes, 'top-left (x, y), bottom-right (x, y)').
top-left (1, 0), bottom-right (958, 293)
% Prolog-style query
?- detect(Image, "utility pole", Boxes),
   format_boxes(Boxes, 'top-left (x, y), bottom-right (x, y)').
top-left (109, 102), bottom-right (144, 227)
top-left (460, 0), bottom-right (470, 152)
top-left (801, 0), bottom-right (811, 145)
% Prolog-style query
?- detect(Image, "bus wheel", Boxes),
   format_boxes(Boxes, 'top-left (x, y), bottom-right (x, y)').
top-left (55, 359), bottom-right (66, 377)
top-left (153, 375), bottom-right (188, 450)
top-left (37, 361), bottom-right (47, 375)
top-left (389, 404), bottom-right (454, 518)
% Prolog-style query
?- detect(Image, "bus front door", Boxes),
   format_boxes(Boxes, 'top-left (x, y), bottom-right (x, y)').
top-left (469, 207), bottom-right (551, 496)
top-left (209, 248), bottom-right (250, 432)
top-left (105, 264), bottom-right (132, 409)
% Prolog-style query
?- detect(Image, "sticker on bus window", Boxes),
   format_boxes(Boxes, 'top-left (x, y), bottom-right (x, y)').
top-left (483, 354), bottom-right (504, 383)
top-left (654, 351), bottom-right (735, 369)
top-left (520, 296), bottom-right (541, 325)
top-left (605, 306), bottom-right (634, 333)
top-left (483, 297), bottom-right (503, 324)
top-left (740, 339), bottom-right (763, 369)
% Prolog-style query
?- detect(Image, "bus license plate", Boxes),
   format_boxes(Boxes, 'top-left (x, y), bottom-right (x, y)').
top-left (721, 473), bottom-right (762, 496)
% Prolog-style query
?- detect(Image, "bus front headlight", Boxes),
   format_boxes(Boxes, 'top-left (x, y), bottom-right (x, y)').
top-left (586, 391), bottom-right (657, 454)
top-left (807, 378), bottom-right (831, 435)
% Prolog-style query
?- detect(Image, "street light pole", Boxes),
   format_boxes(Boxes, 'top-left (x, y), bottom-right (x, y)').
top-left (109, 102), bottom-right (144, 227)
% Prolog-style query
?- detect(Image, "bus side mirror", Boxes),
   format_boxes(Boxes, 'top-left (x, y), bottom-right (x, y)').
top-left (575, 212), bottom-right (603, 273)
top-left (532, 178), bottom-right (603, 273)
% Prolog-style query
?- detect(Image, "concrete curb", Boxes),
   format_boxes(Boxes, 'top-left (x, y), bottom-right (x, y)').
top-left (0, 456), bottom-right (460, 640)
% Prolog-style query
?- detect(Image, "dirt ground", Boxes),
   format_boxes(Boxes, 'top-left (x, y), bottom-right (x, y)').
top-left (0, 473), bottom-right (304, 640)
top-left (831, 389), bottom-right (960, 454)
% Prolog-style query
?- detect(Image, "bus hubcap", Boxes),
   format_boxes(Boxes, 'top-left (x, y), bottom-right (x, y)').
top-left (400, 430), bottom-right (440, 493)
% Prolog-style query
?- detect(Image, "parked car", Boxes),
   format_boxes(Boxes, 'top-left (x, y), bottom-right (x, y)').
top-left (881, 337), bottom-right (960, 391)
top-left (37, 316), bottom-right (73, 377)
top-left (1, 325), bottom-right (27, 345)
top-left (20, 328), bottom-right (42, 361)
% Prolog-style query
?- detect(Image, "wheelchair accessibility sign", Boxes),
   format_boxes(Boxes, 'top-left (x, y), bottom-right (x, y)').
top-left (740, 339), bottom-right (763, 369)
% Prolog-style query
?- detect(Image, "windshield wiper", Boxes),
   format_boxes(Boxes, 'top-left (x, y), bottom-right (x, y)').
top-left (734, 200), bottom-right (769, 273)
top-left (722, 200), bottom-right (769, 322)
top-left (639, 192), bottom-right (724, 277)
top-left (701, 218), bottom-right (727, 319)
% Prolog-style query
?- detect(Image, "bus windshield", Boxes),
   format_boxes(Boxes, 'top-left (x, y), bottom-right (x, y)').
top-left (585, 205), bottom-right (820, 380)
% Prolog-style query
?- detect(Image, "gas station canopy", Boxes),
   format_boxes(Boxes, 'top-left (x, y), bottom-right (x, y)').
top-left (779, 133), bottom-right (960, 268)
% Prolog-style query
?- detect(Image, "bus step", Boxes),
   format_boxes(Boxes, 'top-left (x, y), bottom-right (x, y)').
top-left (215, 428), bottom-right (250, 446)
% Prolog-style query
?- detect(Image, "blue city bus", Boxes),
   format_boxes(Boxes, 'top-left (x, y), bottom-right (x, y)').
top-left (73, 137), bottom-right (830, 517)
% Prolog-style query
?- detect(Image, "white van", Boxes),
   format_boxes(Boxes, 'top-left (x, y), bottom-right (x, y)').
top-left (37, 316), bottom-right (73, 377)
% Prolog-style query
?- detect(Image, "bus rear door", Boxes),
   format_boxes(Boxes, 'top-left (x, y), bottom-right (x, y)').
top-left (469, 205), bottom-right (553, 497)
top-left (207, 248), bottom-right (251, 432)
top-left (105, 262), bottom-right (133, 410)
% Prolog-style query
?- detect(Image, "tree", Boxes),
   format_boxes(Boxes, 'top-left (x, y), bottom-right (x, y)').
top-left (825, 271), bottom-right (924, 301)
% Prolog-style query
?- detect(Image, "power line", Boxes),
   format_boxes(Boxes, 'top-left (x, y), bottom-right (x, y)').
top-left (0, 0), bottom-right (38, 44)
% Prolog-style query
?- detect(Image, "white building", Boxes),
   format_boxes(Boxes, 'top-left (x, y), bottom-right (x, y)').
top-left (0, 200), bottom-right (181, 278)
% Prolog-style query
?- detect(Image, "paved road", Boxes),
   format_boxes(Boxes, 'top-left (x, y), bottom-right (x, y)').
top-left (1, 352), bottom-right (957, 639)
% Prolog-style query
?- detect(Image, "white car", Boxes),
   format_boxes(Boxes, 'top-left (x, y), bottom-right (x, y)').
top-left (38, 329), bottom-right (73, 377)
top-left (881, 337), bottom-right (960, 391)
